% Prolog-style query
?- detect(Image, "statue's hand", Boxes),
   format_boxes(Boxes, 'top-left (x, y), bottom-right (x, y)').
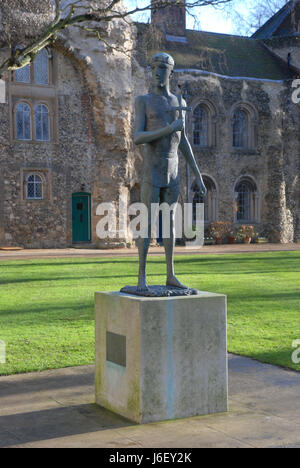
top-left (169, 118), bottom-right (184, 133)
top-left (196, 177), bottom-right (207, 197)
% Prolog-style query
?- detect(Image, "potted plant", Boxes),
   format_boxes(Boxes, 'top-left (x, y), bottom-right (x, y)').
top-left (204, 236), bottom-right (216, 245)
top-left (209, 222), bottom-right (231, 245)
top-left (254, 236), bottom-right (268, 244)
top-left (237, 225), bottom-right (255, 244)
top-left (227, 229), bottom-right (236, 244)
top-left (203, 227), bottom-right (215, 245)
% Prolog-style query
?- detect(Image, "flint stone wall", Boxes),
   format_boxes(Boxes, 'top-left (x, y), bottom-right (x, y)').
top-left (0, 10), bottom-right (135, 248)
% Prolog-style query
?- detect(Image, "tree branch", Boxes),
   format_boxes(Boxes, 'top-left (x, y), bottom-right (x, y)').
top-left (0, 0), bottom-right (234, 77)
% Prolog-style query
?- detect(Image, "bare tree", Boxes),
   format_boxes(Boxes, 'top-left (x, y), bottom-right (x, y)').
top-left (0, 0), bottom-right (234, 77)
top-left (226, 0), bottom-right (287, 36)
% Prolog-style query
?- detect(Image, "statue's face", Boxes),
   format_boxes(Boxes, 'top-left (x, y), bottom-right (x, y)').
top-left (152, 62), bottom-right (173, 88)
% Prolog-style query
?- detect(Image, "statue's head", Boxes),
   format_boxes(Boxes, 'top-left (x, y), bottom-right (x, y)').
top-left (150, 52), bottom-right (175, 70)
top-left (150, 52), bottom-right (175, 88)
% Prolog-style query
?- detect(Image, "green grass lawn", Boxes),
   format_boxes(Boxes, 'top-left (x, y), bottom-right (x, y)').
top-left (0, 251), bottom-right (299, 375)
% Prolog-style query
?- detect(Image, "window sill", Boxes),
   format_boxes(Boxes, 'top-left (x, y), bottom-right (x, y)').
top-left (193, 146), bottom-right (216, 151)
top-left (13, 139), bottom-right (52, 145)
top-left (11, 82), bottom-right (54, 89)
top-left (231, 148), bottom-right (258, 156)
top-left (192, 220), bottom-right (211, 225)
top-left (25, 198), bottom-right (45, 202)
top-left (234, 221), bottom-right (259, 225)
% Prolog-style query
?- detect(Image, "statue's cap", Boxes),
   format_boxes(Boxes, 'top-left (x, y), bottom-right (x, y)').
top-left (150, 52), bottom-right (175, 69)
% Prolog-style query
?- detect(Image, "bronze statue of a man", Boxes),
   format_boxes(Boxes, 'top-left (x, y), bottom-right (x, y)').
top-left (134, 52), bottom-right (207, 292)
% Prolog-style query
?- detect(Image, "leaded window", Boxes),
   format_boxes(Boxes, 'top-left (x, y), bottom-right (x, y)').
top-left (27, 174), bottom-right (43, 199)
top-left (193, 105), bottom-right (209, 147)
top-left (14, 48), bottom-right (51, 85)
top-left (16, 103), bottom-right (31, 140)
top-left (236, 182), bottom-right (252, 221)
top-left (233, 109), bottom-right (248, 148)
top-left (15, 65), bottom-right (31, 84)
top-left (34, 49), bottom-right (49, 85)
top-left (35, 104), bottom-right (50, 141)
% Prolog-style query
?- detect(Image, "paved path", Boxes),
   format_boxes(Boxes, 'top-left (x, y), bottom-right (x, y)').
top-left (0, 355), bottom-right (299, 448)
top-left (0, 243), bottom-right (299, 261)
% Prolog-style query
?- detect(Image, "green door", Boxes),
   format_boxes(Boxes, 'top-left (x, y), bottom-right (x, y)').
top-left (72, 193), bottom-right (91, 243)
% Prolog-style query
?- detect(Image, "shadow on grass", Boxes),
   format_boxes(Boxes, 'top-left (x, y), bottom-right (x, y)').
top-left (0, 259), bottom-right (141, 268)
top-left (2, 268), bottom-right (300, 286)
top-left (0, 302), bottom-right (94, 319)
top-left (174, 255), bottom-right (300, 268)
top-left (0, 273), bottom-right (141, 286)
top-left (1, 289), bottom-right (299, 320)
top-left (0, 251), bottom-right (299, 269)
top-left (225, 290), bottom-right (300, 302)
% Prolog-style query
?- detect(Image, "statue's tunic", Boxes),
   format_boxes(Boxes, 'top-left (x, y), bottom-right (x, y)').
top-left (141, 93), bottom-right (182, 188)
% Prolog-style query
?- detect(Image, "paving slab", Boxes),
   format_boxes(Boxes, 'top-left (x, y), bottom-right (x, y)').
top-left (0, 355), bottom-right (299, 448)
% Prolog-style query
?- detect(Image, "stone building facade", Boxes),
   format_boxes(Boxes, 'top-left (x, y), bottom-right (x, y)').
top-left (0, 0), bottom-right (299, 247)
top-left (134, 1), bottom-right (300, 244)
top-left (0, 6), bottom-right (136, 248)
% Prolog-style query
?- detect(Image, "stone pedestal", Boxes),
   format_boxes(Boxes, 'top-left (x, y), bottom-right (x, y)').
top-left (95, 291), bottom-right (228, 424)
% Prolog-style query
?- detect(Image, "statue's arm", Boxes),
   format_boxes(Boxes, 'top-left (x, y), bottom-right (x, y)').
top-left (179, 109), bottom-right (207, 196)
top-left (179, 133), bottom-right (202, 178)
top-left (134, 96), bottom-right (178, 145)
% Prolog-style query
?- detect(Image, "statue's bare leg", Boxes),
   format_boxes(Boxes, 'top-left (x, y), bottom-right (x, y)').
top-left (161, 185), bottom-right (188, 289)
top-left (137, 237), bottom-right (150, 291)
top-left (137, 183), bottom-right (160, 291)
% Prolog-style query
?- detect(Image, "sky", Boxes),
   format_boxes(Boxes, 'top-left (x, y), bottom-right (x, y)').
top-left (123, 0), bottom-right (241, 35)
top-left (123, 0), bottom-right (283, 36)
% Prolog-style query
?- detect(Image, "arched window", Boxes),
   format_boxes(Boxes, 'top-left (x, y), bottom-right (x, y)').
top-left (27, 174), bottom-right (43, 200)
top-left (233, 109), bottom-right (248, 148)
top-left (231, 103), bottom-right (258, 150)
top-left (34, 49), bottom-right (50, 85)
top-left (16, 103), bottom-right (32, 140)
top-left (192, 176), bottom-right (217, 223)
top-left (235, 178), bottom-right (258, 222)
top-left (35, 104), bottom-right (50, 141)
top-left (193, 105), bottom-right (209, 147)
